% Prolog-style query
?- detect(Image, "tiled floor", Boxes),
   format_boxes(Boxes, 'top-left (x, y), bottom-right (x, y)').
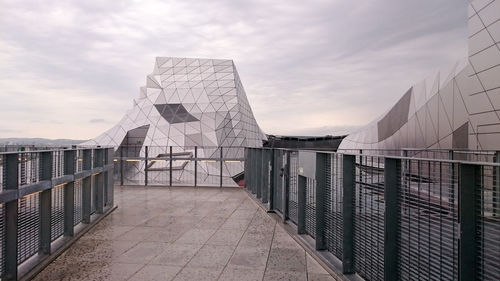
top-left (34, 186), bottom-right (339, 281)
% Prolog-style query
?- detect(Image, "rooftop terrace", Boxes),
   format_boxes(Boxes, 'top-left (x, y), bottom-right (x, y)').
top-left (33, 186), bottom-right (338, 281)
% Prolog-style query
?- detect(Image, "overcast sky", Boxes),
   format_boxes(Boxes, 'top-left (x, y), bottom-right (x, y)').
top-left (0, 0), bottom-right (470, 139)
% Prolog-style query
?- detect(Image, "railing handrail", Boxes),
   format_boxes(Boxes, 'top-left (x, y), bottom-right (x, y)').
top-left (0, 146), bottom-right (115, 280)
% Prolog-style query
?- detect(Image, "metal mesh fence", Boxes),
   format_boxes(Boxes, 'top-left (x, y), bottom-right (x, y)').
top-left (0, 147), bottom-right (114, 279)
top-left (273, 151), bottom-right (283, 213)
top-left (123, 161), bottom-right (145, 185)
top-left (19, 152), bottom-right (39, 186)
top-left (76, 150), bottom-right (83, 173)
top-left (146, 146), bottom-right (171, 186)
top-left (52, 150), bottom-right (64, 179)
top-left (51, 185), bottom-right (65, 241)
top-left (0, 157), bottom-right (3, 192)
top-left (91, 176), bottom-right (97, 214)
top-left (398, 159), bottom-right (459, 280)
top-left (305, 177), bottom-right (317, 238)
top-left (0, 203), bottom-right (4, 275)
top-left (325, 153), bottom-right (343, 260)
top-left (288, 151), bottom-right (299, 224)
top-left (244, 148), bottom-right (500, 281)
top-left (353, 155), bottom-right (385, 281)
top-left (74, 180), bottom-right (83, 226)
top-left (17, 193), bottom-right (40, 265)
top-left (115, 146), bottom-right (245, 187)
top-left (477, 164), bottom-right (500, 281)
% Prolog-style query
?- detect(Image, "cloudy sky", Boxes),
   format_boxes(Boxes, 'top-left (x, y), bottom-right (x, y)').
top-left (0, 0), bottom-right (470, 139)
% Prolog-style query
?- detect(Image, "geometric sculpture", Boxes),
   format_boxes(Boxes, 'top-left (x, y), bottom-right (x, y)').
top-left (83, 57), bottom-right (266, 186)
top-left (339, 0), bottom-right (500, 152)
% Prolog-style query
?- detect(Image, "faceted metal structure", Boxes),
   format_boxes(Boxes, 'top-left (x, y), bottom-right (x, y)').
top-left (84, 57), bottom-right (265, 186)
top-left (339, 0), bottom-right (500, 151)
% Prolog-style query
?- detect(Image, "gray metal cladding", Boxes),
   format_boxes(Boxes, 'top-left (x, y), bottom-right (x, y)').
top-left (377, 88), bottom-right (412, 142)
top-left (339, 0), bottom-right (500, 152)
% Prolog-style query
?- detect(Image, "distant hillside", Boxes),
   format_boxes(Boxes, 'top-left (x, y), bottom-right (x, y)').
top-left (0, 138), bottom-right (87, 146)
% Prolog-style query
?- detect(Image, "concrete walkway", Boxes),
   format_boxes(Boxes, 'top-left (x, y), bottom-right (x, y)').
top-left (34, 186), bottom-right (339, 281)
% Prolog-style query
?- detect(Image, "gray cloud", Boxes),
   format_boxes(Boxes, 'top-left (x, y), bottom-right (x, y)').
top-left (0, 0), bottom-right (470, 138)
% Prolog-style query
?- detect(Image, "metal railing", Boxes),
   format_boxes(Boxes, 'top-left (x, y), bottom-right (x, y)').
top-left (245, 147), bottom-right (500, 281)
top-left (115, 146), bottom-right (245, 187)
top-left (338, 148), bottom-right (500, 163)
top-left (0, 147), bottom-right (115, 280)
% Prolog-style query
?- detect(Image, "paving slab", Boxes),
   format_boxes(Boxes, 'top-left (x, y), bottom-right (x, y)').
top-left (33, 186), bottom-right (340, 281)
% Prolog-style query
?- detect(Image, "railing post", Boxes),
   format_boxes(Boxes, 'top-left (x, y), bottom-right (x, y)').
top-left (94, 149), bottom-right (104, 214)
top-left (119, 148), bottom-right (124, 186)
top-left (269, 149), bottom-right (275, 211)
top-left (256, 148), bottom-right (262, 199)
top-left (63, 150), bottom-right (75, 237)
top-left (494, 151), bottom-right (499, 216)
top-left (220, 147), bottom-right (223, 187)
top-left (252, 148), bottom-right (256, 193)
top-left (276, 149), bottom-right (284, 212)
top-left (282, 151), bottom-right (290, 223)
top-left (102, 148), bottom-right (109, 207)
top-left (82, 149), bottom-right (92, 224)
top-left (458, 163), bottom-right (480, 281)
top-left (144, 146), bottom-right (148, 186)
top-left (262, 149), bottom-right (269, 204)
top-left (251, 148), bottom-right (254, 193)
top-left (250, 148), bottom-right (254, 193)
top-left (297, 175), bottom-right (307, 234)
top-left (4, 153), bottom-right (19, 280)
top-left (39, 151), bottom-right (53, 256)
top-left (315, 152), bottom-right (328, 250)
top-left (194, 146), bottom-right (198, 187)
top-left (169, 146), bottom-right (173, 187)
top-left (106, 148), bottom-right (114, 207)
top-left (384, 157), bottom-right (400, 281)
top-left (244, 148), bottom-right (249, 191)
top-left (342, 154), bottom-right (355, 274)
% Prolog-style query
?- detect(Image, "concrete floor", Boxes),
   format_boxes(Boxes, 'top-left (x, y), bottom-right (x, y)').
top-left (34, 186), bottom-right (339, 281)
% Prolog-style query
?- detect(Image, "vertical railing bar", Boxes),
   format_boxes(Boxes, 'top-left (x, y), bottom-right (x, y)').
top-left (119, 148), bottom-right (124, 186)
top-left (458, 163), bottom-right (479, 281)
top-left (255, 147), bottom-right (258, 194)
top-left (253, 148), bottom-right (258, 194)
top-left (144, 146), bottom-right (148, 187)
top-left (342, 154), bottom-right (355, 274)
top-left (4, 153), bottom-right (19, 280)
top-left (82, 149), bottom-right (92, 224)
top-left (282, 150), bottom-right (288, 222)
top-left (108, 148), bottom-right (115, 207)
top-left (262, 149), bottom-right (269, 204)
top-left (494, 151), bottom-right (499, 217)
top-left (220, 147), bottom-right (223, 188)
top-left (194, 146), bottom-right (198, 187)
top-left (384, 157), bottom-right (400, 281)
top-left (63, 150), bottom-right (75, 237)
top-left (95, 149), bottom-right (104, 214)
top-left (169, 146), bottom-right (173, 187)
top-left (276, 149), bottom-right (283, 213)
top-left (39, 151), bottom-right (53, 256)
top-left (245, 148), bottom-right (250, 192)
top-left (298, 174), bottom-right (307, 235)
top-left (268, 149), bottom-right (275, 211)
top-left (315, 152), bottom-right (327, 250)
top-left (256, 148), bottom-right (262, 199)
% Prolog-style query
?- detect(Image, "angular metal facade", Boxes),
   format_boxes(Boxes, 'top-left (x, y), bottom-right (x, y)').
top-left (339, 0), bottom-right (500, 151)
top-left (84, 57), bottom-right (265, 186)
